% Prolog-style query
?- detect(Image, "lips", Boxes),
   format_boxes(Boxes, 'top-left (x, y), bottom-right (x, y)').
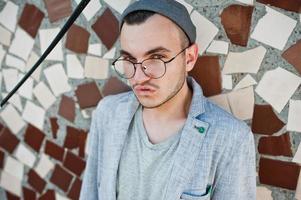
top-left (134, 85), bottom-right (156, 95)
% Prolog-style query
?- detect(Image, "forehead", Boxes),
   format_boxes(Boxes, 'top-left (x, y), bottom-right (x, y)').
top-left (120, 14), bottom-right (182, 55)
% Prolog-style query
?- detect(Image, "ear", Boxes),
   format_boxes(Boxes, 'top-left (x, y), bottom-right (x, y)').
top-left (185, 43), bottom-right (199, 72)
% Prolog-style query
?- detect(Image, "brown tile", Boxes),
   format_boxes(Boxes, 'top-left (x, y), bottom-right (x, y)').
top-left (102, 77), bottom-right (131, 97)
top-left (64, 126), bottom-right (88, 158)
top-left (63, 151), bottom-right (86, 176)
top-left (50, 164), bottom-right (73, 192)
top-left (24, 124), bottom-right (45, 152)
top-left (251, 104), bottom-right (285, 135)
top-left (258, 132), bottom-right (293, 157)
top-left (65, 24), bottom-right (90, 54)
top-left (259, 157), bottom-right (300, 190)
top-left (78, 130), bottom-right (88, 158)
top-left (49, 117), bottom-right (59, 139)
top-left (18, 3), bottom-right (44, 38)
top-left (257, 0), bottom-right (301, 13)
top-left (28, 169), bottom-right (47, 194)
top-left (188, 56), bottom-right (222, 97)
top-left (0, 149), bottom-right (4, 169)
top-left (38, 190), bottom-right (55, 200)
top-left (282, 39), bottom-right (301, 75)
top-left (0, 127), bottom-right (20, 153)
top-left (58, 95), bottom-right (76, 123)
top-left (6, 191), bottom-right (20, 200)
top-left (67, 178), bottom-right (82, 200)
top-left (92, 8), bottom-right (119, 50)
top-left (44, 0), bottom-right (72, 23)
top-left (75, 82), bottom-right (102, 109)
top-left (45, 140), bottom-right (65, 161)
top-left (221, 4), bottom-right (253, 46)
top-left (23, 186), bottom-right (36, 200)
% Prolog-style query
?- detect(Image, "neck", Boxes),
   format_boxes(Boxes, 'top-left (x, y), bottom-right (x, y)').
top-left (142, 80), bottom-right (192, 121)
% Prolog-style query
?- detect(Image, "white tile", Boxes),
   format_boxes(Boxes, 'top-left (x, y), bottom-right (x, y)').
top-left (222, 46), bottom-right (266, 74)
top-left (176, 0), bottom-right (193, 14)
top-left (208, 93), bottom-right (231, 113)
top-left (4, 156), bottom-right (24, 180)
top-left (9, 27), bottom-right (35, 61)
top-left (0, 44), bottom-right (5, 65)
top-left (287, 100), bottom-right (301, 132)
top-left (34, 154), bottom-right (54, 178)
top-left (0, 104), bottom-right (25, 134)
top-left (75, 0), bottom-right (102, 21)
top-left (55, 192), bottom-right (70, 200)
top-left (33, 81), bottom-right (56, 110)
top-left (84, 56), bottom-right (109, 79)
top-left (18, 74), bottom-right (34, 100)
top-left (250, 6), bottom-right (297, 50)
top-left (88, 43), bottom-right (102, 56)
top-left (14, 143), bottom-right (36, 168)
top-left (206, 40), bottom-right (229, 55)
top-left (235, 0), bottom-right (254, 5)
top-left (26, 51), bottom-right (41, 81)
top-left (255, 67), bottom-right (301, 113)
top-left (0, 1), bottom-right (18, 32)
top-left (104, 0), bottom-right (131, 14)
top-left (66, 54), bottom-right (84, 79)
top-left (293, 142), bottom-right (301, 164)
top-left (0, 25), bottom-right (12, 46)
top-left (44, 63), bottom-right (71, 96)
top-left (22, 101), bottom-right (45, 130)
top-left (234, 74), bottom-right (257, 90)
top-left (257, 186), bottom-right (273, 200)
top-left (2, 68), bottom-right (18, 92)
top-left (227, 86), bottom-right (254, 120)
top-left (222, 74), bottom-right (232, 90)
top-left (0, 171), bottom-right (22, 197)
top-left (39, 28), bottom-right (63, 61)
top-left (2, 92), bottom-right (23, 112)
top-left (190, 11), bottom-right (219, 55)
top-left (5, 54), bottom-right (26, 72)
top-left (103, 47), bottom-right (116, 59)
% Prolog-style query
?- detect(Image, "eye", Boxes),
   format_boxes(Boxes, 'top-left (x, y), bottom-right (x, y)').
top-left (151, 54), bottom-right (165, 59)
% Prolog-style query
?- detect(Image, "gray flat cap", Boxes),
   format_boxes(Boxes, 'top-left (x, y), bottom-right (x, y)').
top-left (120, 0), bottom-right (196, 44)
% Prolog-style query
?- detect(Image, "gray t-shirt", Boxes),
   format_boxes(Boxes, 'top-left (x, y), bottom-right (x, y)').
top-left (116, 105), bottom-right (182, 200)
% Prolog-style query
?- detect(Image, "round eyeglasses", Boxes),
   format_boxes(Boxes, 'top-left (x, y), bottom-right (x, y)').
top-left (112, 46), bottom-right (189, 79)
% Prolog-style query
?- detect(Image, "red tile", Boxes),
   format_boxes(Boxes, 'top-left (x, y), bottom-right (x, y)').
top-left (18, 3), bottom-right (44, 38)
top-left (102, 77), bottom-right (131, 97)
top-left (28, 169), bottom-right (47, 194)
top-left (75, 82), bottom-right (102, 109)
top-left (92, 8), bottom-right (119, 50)
top-left (6, 191), bottom-right (20, 200)
top-left (23, 186), bottom-right (36, 200)
top-left (257, 0), bottom-right (301, 13)
top-left (65, 24), bottom-right (90, 54)
top-left (0, 149), bottom-right (4, 169)
top-left (24, 124), bottom-right (45, 152)
top-left (188, 56), bottom-right (222, 97)
top-left (38, 189), bottom-right (55, 200)
top-left (67, 178), bottom-right (82, 200)
top-left (63, 151), bottom-right (86, 176)
top-left (44, 0), bottom-right (72, 23)
top-left (49, 117), bottom-right (59, 139)
top-left (45, 140), bottom-right (65, 161)
top-left (251, 104), bottom-right (285, 135)
top-left (78, 130), bottom-right (88, 158)
top-left (258, 132), bottom-right (293, 157)
top-left (282, 39), bottom-right (301, 76)
top-left (50, 164), bottom-right (73, 192)
top-left (0, 127), bottom-right (20, 153)
top-left (64, 126), bottom-right (88, 158)
top-left (58, 95), bottom-right (76, 123)
top-left (259, 157), bottom-right (300, 190)
top-left (221, 5), bottom-right (253, 46)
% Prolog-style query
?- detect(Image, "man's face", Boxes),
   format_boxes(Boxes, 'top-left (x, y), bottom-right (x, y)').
top-left (120, 14), bottom-right (189, 108)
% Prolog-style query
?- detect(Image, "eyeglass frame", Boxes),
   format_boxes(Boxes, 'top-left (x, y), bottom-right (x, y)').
top-left (112, 45), bottom-right (190, 79)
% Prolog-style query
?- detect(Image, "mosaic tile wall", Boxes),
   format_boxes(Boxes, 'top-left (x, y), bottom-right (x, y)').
top-left (0, 0), bottom-right (300, 199)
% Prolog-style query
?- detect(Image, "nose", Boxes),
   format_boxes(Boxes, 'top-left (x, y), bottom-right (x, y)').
top-left (132, 63), bottom-right (150, 84)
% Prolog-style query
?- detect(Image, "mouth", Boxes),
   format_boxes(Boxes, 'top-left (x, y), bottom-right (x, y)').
top-left (134, 86), bottom-right (156, 96)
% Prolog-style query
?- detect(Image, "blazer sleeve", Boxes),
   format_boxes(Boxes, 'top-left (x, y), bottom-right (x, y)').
top-left (211, 130), bottom-right (256, 200)
top-left (80, 101), bottom-right (104, 200)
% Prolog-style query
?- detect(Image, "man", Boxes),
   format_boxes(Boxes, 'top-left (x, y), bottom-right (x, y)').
top-left (80, 0), bottom-right (256, 199)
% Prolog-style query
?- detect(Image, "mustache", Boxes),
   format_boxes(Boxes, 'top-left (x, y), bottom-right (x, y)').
top-left (132, 82), bottom-right (160, 89)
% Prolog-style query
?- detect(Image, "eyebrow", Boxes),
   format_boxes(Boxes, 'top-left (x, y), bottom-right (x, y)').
top-left (119, 46), bottom-right (171, 58)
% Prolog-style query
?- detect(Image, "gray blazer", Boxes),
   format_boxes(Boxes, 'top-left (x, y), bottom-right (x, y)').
top-left (80, 77), bottom-right (256, 200)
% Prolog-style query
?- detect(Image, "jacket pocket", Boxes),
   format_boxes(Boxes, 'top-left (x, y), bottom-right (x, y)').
top-left (180, 185), bottom-right (212, 200)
